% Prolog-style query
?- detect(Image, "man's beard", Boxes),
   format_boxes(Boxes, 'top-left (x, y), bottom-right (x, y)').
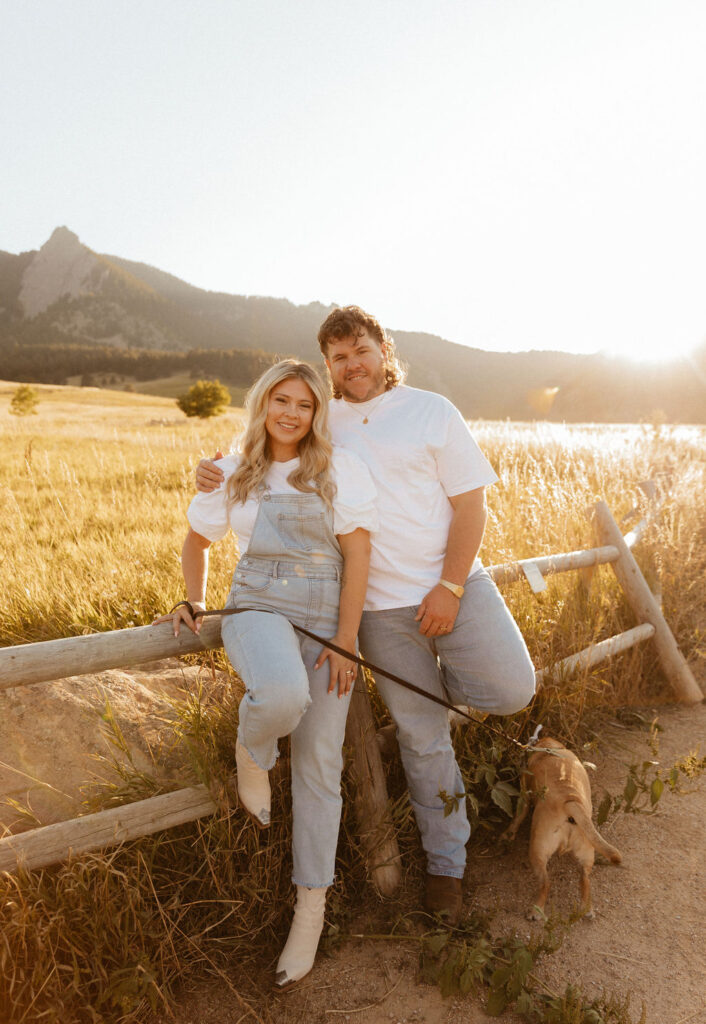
top-left (338, 365), bottom-right (387, 403)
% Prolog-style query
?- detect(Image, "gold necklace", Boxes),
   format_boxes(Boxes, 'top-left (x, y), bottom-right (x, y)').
top-left (346, 390), bottom-right (387, 424)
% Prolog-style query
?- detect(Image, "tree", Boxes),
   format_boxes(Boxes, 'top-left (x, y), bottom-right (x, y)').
top-left (177, 379), bottom-right (231, 419)
top-left (9, 384), bottom-right (40, 416)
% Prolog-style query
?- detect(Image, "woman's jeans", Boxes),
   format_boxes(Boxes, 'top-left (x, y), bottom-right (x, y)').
top-left (358, 569), bottom-right (536, 879)
top-left (221, 492), bottom-right (351, 889)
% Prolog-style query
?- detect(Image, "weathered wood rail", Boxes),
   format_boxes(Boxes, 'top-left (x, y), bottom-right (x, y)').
top-left (0, 488), bottom-right (700, 881)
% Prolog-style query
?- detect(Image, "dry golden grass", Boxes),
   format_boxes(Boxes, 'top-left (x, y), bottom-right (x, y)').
top-left (3, 381), bottom-right (703, 696)
top-left (1, 382), bottom-right (245, 645)
top-left (1, 382), bottom-right (704, 1022)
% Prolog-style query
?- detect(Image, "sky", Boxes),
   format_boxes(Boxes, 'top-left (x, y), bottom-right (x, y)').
top-left (2, 0), bottom-right (706, 362)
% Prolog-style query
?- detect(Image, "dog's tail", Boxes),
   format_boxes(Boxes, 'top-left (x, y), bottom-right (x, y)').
top-left (565, 801), bottom-right (622, 863)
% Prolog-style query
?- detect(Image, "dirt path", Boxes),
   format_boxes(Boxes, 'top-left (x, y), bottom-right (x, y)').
top-left (162, 702), bottom-right (706, 1024)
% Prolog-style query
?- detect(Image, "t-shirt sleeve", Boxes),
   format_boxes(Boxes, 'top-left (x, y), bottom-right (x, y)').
top-left (434, 405), bottom-right (499, 496)
top-left (331, 447), bottom-right (379, 536)
top-left (186, 456), bottom-right (236, 542)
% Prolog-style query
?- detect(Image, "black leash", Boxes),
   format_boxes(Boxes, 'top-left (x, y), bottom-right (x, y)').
top-left (171, 601), bottom-right (536, 750)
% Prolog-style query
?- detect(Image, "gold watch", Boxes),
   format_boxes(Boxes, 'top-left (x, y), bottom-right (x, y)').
top-left (439, 579), bottom-right (464, 599)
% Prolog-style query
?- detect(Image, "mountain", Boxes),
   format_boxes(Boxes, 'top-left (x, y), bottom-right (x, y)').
top-left (1, 227), bottom-right (704, 422)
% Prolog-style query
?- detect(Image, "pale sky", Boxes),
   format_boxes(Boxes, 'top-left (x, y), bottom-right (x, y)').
top-left (2, 0), bottom-right (706, 362)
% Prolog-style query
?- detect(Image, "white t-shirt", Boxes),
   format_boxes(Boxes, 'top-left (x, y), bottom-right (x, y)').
top-left (187, 446), bottom-right (378, 551)
top-left (328, 385), bottom-right (498, 610)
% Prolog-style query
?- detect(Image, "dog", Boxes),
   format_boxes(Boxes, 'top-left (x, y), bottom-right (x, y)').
top-left (503, 736), bottom-right (622, 920)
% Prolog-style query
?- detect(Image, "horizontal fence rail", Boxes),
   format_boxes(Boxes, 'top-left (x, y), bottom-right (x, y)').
top-left (0, 786), bottom-right (216, 874)
top-left (535, 623), bottom-right (656, 686)
top-left (487, 545), bottom-right (619, 589)
top-left (0, 617), bottom-right (224, 692)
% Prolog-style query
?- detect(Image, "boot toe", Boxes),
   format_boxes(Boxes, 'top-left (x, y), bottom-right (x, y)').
top-left (423, 873), bottom-right (464, 926)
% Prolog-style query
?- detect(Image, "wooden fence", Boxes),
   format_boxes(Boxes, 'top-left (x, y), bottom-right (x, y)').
top-left (0, 491), bottom-right (701, 886)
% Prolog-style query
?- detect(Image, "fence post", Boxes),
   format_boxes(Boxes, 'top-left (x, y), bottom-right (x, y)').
top-left (344, 675), bottom-right (402, 896)
top-left (591, 500), bottom-right (702, 704)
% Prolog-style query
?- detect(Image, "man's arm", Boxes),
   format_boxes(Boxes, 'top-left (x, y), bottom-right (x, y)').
top-left (415, 487), bottom-right (487, 638)
top-left (195, 451), bottom-right (225, 492)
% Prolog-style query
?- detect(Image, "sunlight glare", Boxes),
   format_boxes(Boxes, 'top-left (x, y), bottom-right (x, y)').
top-left (602, 339), bottom-right (701, 365)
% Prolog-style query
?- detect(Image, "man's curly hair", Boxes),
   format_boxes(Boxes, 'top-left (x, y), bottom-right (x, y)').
top-left (317, 306), bottom-right (406, 399)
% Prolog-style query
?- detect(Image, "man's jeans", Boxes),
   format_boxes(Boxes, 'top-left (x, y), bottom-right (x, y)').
top-left (358, 569), bottom-right (535, 878)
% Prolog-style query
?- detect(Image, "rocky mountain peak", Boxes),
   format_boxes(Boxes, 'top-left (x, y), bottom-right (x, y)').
top-left (45, 225), bottom-right (83, 251)
top-left (19, 226), bottom-right (103, 317)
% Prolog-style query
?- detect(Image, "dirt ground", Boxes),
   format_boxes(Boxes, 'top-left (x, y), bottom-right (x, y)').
top-left (157, 700), bottom-right (706, 1024)
top-left (2, 669), bottom-right (703, 1024)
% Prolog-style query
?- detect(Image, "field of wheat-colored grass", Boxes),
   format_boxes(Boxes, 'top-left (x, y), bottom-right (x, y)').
top-left (1, 381), bottom-right (704, 1023)
top-left (2, 381), bottom-right (704, 698)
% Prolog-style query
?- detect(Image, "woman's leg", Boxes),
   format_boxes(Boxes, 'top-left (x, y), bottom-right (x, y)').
top-left (221, 610), bottom-right (312, 770)
top-left (289, 632), bottom-right (353, 888)
top-left (276, 632), bottom-right (352, 987)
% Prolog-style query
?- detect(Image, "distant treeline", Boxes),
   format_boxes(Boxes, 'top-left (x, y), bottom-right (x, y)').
top-left (2, 334), bottom-right (705, 423)
top-left (0, 337), bottom-right (276, 386)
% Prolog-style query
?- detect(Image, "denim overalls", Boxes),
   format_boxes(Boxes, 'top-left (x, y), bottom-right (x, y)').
top-left (221, 490), bottom-right (352, 889)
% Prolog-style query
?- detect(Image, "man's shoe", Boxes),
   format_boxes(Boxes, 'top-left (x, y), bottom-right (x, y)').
top-left (423, 873), bottom-right (463, 925)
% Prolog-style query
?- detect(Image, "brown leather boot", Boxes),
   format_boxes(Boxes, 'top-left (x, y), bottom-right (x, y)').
top-left (423, 873), bottom-right (463, 925)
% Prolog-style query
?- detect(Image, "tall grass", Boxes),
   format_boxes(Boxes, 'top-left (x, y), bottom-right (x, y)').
top-left (1, 384), bottom-right (704, 1022)
top-left (1, 383), bottom-right (245, 645)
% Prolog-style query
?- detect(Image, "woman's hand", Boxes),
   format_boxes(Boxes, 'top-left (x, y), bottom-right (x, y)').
top-left (323, 527), bottom-right (370, 698)
top-left (314, 634), bottom-right (358, 698)
top-left (152, 601), bottom-right (206, 636)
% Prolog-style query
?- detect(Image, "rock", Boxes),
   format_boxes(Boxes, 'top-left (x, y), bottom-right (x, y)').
top-left (0, 659), bottom-right (211, 834)
top-left (18, 226), bottom-right (104, 317)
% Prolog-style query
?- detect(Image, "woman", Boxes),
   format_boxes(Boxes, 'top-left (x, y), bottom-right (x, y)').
top-left (154, 360), bottom-right (376, 987)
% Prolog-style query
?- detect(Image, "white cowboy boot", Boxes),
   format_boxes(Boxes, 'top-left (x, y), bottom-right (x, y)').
top-left (275, 885), bottom-right (327, 988)
top-left (235, 740), bottom-right (270, 828)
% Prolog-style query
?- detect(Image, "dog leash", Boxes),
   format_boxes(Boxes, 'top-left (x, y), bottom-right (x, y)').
top-left (171, 601), bottom-right (537, 750)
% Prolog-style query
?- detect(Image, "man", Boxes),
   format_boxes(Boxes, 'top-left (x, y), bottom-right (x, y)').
top-left (196, 306), bottom-right (535, 923)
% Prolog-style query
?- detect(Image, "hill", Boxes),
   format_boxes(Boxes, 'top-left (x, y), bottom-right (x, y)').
top-left (1, 227), bottom-right (704, 421)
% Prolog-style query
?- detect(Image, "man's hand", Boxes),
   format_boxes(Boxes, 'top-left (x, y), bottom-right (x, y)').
top-left (415, 584), bottom-right (461, 638)
top-left (196, 451), bottom-right (225, 493)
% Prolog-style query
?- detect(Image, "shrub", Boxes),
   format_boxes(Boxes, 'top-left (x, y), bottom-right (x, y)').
top-left (176, 379), bottom-right (231, 419)
top-left (9, 384), bottom-right (40, 416)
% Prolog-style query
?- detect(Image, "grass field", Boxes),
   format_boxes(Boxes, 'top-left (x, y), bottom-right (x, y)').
top-left (1, 380), bottom-right (704, 1023)
top-left (2, 380), bottom-right (704, 693)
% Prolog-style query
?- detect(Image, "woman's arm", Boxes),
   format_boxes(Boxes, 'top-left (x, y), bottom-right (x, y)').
top-left (315, 527), bottom-right (370, 698)
top-left (153, 529), bottom-right (212, 635)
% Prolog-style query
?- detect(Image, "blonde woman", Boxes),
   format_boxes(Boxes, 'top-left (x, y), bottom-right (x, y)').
top-left (154, 360), bottom-right (376, 987)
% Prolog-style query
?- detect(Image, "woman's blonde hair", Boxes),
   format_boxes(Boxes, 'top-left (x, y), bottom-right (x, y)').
top-left (227, 360), bottom-right (336, 507)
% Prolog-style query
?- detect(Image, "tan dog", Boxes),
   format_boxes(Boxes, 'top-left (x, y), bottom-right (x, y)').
top-left (503, 736), bottom-right (622, 920)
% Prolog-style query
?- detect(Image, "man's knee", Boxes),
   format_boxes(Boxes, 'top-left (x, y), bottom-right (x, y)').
top-left (485, 658), bottom-right (536, 716)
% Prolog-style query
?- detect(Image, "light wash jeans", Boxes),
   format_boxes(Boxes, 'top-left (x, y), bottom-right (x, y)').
top-left (221, 491), bottom-right (352, 889)
top-left (358, 568), bottom-right (535, 879)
